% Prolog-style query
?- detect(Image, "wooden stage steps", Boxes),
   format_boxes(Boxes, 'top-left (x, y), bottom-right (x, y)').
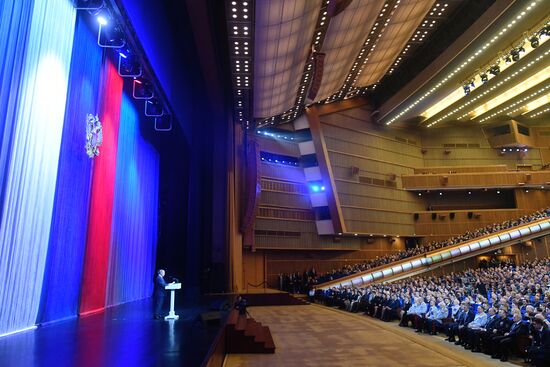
top-left (226, 309), bottom-right (275, 354)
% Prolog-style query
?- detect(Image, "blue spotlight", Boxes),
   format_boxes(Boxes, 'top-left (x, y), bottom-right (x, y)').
top-left (321, 186), bottom-right (326, 191)
top-left (97, 15), bottom-right (108, 25)
top-left (311, 185), bottom-right (320, 192)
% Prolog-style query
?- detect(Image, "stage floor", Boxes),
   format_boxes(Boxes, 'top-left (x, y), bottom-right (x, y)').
top-left (225, 304), bottom-right (519, 367)
top-left (0, 297), bottom-right (229, 367)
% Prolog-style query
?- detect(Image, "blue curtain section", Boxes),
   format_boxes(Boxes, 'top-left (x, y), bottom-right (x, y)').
top-left (106, 93), bottom-right (159, 307)
top-left (37, 15), bottom-right (103, 325)
top-left (0, 0), bottom-right (76, 336)
top-left (0, 0), bottom-right (34, 225)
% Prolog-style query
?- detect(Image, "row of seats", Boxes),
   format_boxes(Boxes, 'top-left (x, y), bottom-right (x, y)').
top-left (277, 208), bottom-right (550, 292)
top-left (315, 259), bottom-right (550, 366)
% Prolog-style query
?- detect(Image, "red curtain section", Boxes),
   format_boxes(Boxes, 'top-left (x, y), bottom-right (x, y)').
top-left (79, 59), bottom-right (123, 315)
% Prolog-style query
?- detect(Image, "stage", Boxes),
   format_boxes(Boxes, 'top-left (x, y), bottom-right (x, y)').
top-left (0, 296), bottom-right (231, 367)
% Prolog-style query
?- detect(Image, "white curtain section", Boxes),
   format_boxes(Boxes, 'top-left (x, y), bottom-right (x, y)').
top-left (0, 0), bottom-right (76, 336)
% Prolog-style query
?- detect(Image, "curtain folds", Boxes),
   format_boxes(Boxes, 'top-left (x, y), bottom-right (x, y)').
top-left (0, 0), bottom-right (76, 335)
top-left (106, 93), bottom-right (159, 307)
top-left (79, 59), bottom-right (123, 315)
top-left (38, 15), bottom-right (103, 324)
top-left (0, 0), bottom-right (34, 226)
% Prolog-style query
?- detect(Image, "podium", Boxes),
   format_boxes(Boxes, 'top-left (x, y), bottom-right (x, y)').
top-left (164, 283), bottom-right (182, 321)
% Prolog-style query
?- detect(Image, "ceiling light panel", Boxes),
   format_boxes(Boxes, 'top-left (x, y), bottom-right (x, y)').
top-left (253, 0), bottom-right (321, 119)
top-left (382, 0), bottom-right (547, 126)
top-left (313, 0), bottom-right (386, 102)
top-left (356, 0), bottom-right (436, 87)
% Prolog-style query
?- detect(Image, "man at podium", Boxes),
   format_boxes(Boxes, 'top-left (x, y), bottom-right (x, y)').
top-left (153, 269), bottom-right (168, 319)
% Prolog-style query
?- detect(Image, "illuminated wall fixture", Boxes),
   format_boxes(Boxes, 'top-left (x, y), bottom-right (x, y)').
top-left (383, 1), bottom-right (544, 126)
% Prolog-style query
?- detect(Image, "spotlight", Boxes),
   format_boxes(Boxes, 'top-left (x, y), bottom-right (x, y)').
top-left (511, 50), bottom-right (520, 62)
top-left (118, 49), bottom-right (142, 77)
top-left (505, 56), bottom-right (512, 64)
top-left (530, 35), bottom-right (539, 48)
top-left (311, 185), bottom-right (320, 192)
top-left (97, 15), bottom-right (108, 25)
top-left (489, 65), bottom-right (500, 76)
top-left (145, 98), bottom-right (164, 117)
top-left (463, 84), bottom-right (470, 95)
top-left (97, 20), bottom-right (125, 48)
top-left (154, 114), bottom-right (172, 132)
top-left (133, 78), bottom-right (154, 99)
top-left (480, 73), bottom-right (488, 83)
top-left (72, 0), bottom-right (104, 10)
top-left (518, 46), bottom-right (525, 54)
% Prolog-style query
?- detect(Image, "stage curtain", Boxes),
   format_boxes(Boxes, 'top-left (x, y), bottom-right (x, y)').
top-left (37, 15), bottom-right (103, 324)
top-left (0, 0), bottom-right (76, 336)
top-left (106, 93), bottom-right (159, 307)
top-left (0, 0), bottom-right (34, 228)
top-left (79, 59), bottom-right (123, 315)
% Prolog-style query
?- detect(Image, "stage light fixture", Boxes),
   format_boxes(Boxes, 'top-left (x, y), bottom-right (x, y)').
top-left (97, 20), bottom-right (125, 48)
top-left (463, 84), bottom-right (470, 95)
top-left (480, 73), bottom-right (488, 83)
top-left (489, 65), bottom-right (500, 76)
top-left (72, 0), bottom-right (104, 10)
top-left (118, 49), bottom-right (142, 77)
top-left (530, 35), bottom-right (539, 48)
top-left (145, 98), bottom-right (164, 117)
top-left (133, 78), bottom-right (154, 99)
top-left (511, 49), bottom-right (520, 62)
top-left (97, 15), bottom-right (108, 25)
top-left (505, 56), bottom-right (512, 64)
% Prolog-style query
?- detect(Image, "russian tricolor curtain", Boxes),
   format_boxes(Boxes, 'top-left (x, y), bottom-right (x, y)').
top-left (38, 15), bottom-right (103, 324)
top-left (0, 0), bottom-right (161, 336)
top-left (0, 0), bottom-right (76, 335)
top-left (79, 59), bottom-right (124, 315)
top-left (106, 93), bottom-right (159, 307)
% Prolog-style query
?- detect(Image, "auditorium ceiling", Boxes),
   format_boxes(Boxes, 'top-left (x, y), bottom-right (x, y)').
top-left (224, 0), bottom-right (550, 129)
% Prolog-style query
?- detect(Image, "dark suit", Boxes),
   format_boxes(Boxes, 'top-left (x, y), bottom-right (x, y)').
top-left (528, 326), bottom-right (550, 367)
top-left (446, 310), bottom-right (474, 341)
top-left (153, 274), bottom-right (167, 318)
top-left (466, 315), bottom-right (499, 351)
top-left (490, 321), bottom-right (528, 360)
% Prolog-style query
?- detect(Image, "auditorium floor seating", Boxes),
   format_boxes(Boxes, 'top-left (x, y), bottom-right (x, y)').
top-left (225, 305), bottom-right (519, 367)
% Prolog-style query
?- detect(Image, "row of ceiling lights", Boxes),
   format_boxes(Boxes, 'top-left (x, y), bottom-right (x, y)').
top-left (256, 0), bottom-right (332, 128)
top-left (227, 0), bottom-right (253, 129)
top-left (389, 2), bottom-right (450, 75)
top-left (383, 1), bottom-right (543, 126)
top-left (462, 25), bottom-right (549, 97)
top-left (424, 31), bottom-right (550, 127)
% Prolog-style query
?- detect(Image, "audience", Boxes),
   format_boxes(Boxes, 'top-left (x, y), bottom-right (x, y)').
top-left (278, 208), bottom-right (550, 293)
top-left (316, 258), bottom-right (550, 365)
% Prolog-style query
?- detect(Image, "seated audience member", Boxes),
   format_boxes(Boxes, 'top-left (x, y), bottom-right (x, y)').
top-left (465, 307), bottom-right (499, 352)
top-left (456, 305), bottom-right (488, 346)
top-left (490, 312), bottom-right (528, 362)
top-left (401, 297), bottom-right (427, 328)
top-left (528, 317), bottom-right (550, 367)
top-left (446, 303), bottom-right (474, 342)
top-left (282, 208), bottom-right (550, 292)
top-left (422, 301), bottom-right (448, 334)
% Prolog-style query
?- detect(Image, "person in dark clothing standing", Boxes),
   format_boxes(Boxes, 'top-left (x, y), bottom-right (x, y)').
top-left (153, 269), bottom-right (168, 320)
